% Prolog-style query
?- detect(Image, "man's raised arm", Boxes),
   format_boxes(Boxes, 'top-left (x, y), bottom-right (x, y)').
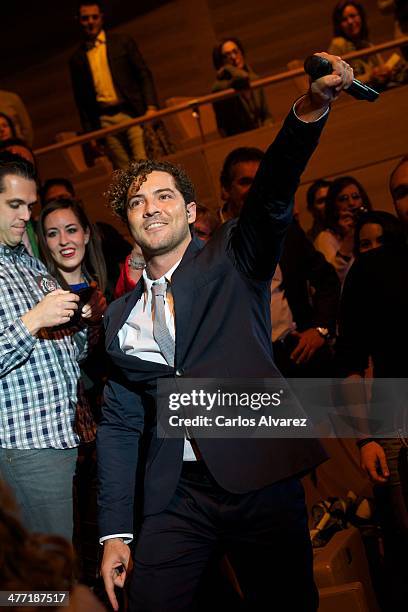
top-left (232, 52), bottom-right (354, 280)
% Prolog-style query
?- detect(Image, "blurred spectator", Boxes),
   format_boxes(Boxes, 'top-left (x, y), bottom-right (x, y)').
top-left (0, 479), bottom-right (106, 611)
top-left (0, 138), bottom-right (38, 257)
top-left (329, 1), bottom-right (393, 88)
top-left (96, 221), bottom-right (132, 301)
top-left (70, 1), bottom-right (161, 169)
top-left (194, 204), bottom-right (221, 241)
top-left (314, 175), bottom-right (372, 283)
top-left (0, 153), bottom-right (100, 542)
top-left (389, 154), bottom-right (408, 228)
top-left (306, 179), bottom-right (332, 242)
top-left (41, 177), bottom-right (76, 206)
top-left (0, 111), bottom-right (17, 141)
top-left (220, 146), bottom-right (340, 376)
top-left (0, 89), bottom-right (33, 146)
top-left (114, 243), bottom-right (145, 299)
top-left (0, 137), bottom-right (35, 165)
top-left (336, 159), bottom-right (408, 610)
top-left (219, 146), bottom-right (264, 221)
top-left (211, 37), bottom-right (272, 137)
top-left (378, 0), bottom-right (408, 59)
top-left (354, 209), bottom-right (406, 253)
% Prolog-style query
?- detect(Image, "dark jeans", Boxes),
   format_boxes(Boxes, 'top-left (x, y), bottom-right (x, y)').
top-left (129, 462), bottom-right (318, 612)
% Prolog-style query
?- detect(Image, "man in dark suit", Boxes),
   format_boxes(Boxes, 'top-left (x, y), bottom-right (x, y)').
top-left (98, 53), bottom-right (353, 611)
top-left (69, 2), bottom-right (159, 169)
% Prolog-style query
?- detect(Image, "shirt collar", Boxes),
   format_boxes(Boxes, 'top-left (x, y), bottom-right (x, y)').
top-left (0, 242), bottom-right (28, 259)
top-left (142, 259), bottom-right (181, 295)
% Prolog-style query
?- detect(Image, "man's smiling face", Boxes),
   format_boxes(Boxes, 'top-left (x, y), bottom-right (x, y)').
top-left (126, 171), bottom-right (196, 257)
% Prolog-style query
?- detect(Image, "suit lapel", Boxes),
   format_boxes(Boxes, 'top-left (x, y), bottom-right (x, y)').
top-left (106, 281), bottom-right (144, 349)
top-left (172, 237), bottom-right (202, 364)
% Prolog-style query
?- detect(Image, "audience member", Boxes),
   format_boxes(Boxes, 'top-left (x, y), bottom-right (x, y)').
top-left (114, 243), bottom-right (145, 299)
top-left (0, 152), bottom-right (102, 541)
top-left (314, 175), bottom-right (372, 283)
top-left (0, 89), bottom-right (33, 146)
top-left (37, 198), bottom-right (107, 583)
top-left (329, 1), bottom-right (392, 88)
top-left (70, 1), bottom-right (161, 169)
top-left (194, 204), bottom-right (221, 241)
top-left (0, 479), bottom-right (106, 611)
top-left (41, 177), bottom-right (76, 206)
top-left (306, 178), bottom-right (332, 242)
top-left (336, 158), bottom-right (408, 611)
top-left (0, 138), bottom-right (39, 257)
top-left (0, 112), bottom-right (17, 141)
top-left (219, 146), bottom-right (265, 221)
top-left (378, 0), bottom-right (408, 60)
top-left (220, 146), bottom-right (340, 377)
top-left (96, 221), bottom-right (132, 301)
top-left (211, 37), bottom-right (272, 137)
top-left (389, 154), bottom-right (408, 228)
top-left (354, 209), bottom-right (406, 253)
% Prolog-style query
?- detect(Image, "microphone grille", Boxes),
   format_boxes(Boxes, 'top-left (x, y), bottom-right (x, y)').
top-left (304, 55), bottom-right (332, 81)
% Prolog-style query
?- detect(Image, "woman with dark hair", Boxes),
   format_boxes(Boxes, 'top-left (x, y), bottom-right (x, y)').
top-left (329, 1), bottom-right (391, 87)
top-left (354, 209), bottom-right (406, 254)
top-left (314, 175), bottom-right (372, 283)
top-left (38, 199), bottom-right (107, 586)
top-left (211, 37), bottom-right (272, 137)
top-left (0, 111), bottom-right (16, 141)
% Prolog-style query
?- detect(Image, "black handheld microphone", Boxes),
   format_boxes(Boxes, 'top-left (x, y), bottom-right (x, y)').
top-left (304, 55), bottom-right (380, 102)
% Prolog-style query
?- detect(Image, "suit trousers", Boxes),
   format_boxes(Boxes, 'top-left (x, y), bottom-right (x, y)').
top-left (100, 111), bottom-right (146, 169)
top-left (128, 461), bottom-right (318, 611)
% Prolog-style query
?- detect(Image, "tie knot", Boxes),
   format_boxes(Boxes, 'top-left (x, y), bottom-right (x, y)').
top-left (152, 281), bottom-right (167, 299)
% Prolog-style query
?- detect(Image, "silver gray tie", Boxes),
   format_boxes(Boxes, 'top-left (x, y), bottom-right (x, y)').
top-left (152, 281), bottom-right (175, 367)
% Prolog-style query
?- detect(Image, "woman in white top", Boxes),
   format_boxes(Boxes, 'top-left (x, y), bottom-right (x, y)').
top-left (314, 176), bottom-right (372, 284)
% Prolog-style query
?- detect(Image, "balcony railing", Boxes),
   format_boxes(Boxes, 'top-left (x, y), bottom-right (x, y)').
top-left (34, 36), bottom-right (408, 157)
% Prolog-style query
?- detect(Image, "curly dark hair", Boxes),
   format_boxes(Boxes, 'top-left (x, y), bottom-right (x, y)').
top-left (105, 159), bottom-right (196, 221)
top-left (0, 480), bottom-right (74, 610)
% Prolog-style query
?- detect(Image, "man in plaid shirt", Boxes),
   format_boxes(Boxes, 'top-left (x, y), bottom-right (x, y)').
top-left (0, 152), bottom-right (90, 539)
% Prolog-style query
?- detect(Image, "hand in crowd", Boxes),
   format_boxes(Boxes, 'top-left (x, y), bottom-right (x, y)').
top-left (101, 538), bottom-right (132, 611)
top-left (360, 441), bottom-right (390, 483)
top-left (290, 328), bottom-right (325, 364)
top-left (371, 64), bottom-right (392, 85)
top-left (21, 290), bottom-right (80, 335)
top-left (80, 283), bottom-right (107, 324)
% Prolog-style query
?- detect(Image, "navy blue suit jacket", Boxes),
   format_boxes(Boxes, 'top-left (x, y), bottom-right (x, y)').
top-left (97, 109), bottom-right (328, 538)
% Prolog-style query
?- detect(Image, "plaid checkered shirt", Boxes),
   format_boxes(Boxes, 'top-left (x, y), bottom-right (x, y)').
top-left (0, 243), bottom-right (87, 449)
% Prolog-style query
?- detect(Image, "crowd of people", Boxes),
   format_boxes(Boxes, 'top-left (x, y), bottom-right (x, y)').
top-left (0, 1), bottom-right (407, 612)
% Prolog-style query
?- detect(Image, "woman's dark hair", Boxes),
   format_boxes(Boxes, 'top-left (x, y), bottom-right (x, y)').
top-left (354, 210), bottom-right (406, 255)
top-left (0, 112), bottom-right (17, 139)
top-left (38, 198), bottom-right (107, 293)
top-left (332, 1), bottom-right (369, 41)
top-left (212, 37), bottom-right (246, 70)
top-left (324, 176), bottom-right (372, 234)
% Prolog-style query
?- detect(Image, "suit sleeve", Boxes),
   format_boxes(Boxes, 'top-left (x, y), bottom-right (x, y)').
top-left (97, 372), bottom-right (144, 538)
top-left (125, 37), bottom-right (158, 108)
top-left (231, 107), bottom-right (328, 281)
top-left (69, 56), bottom-right (97, 133)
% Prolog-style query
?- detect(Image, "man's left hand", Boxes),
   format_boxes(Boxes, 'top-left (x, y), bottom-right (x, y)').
top-left (290, 328), bottom-right (325, 365)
